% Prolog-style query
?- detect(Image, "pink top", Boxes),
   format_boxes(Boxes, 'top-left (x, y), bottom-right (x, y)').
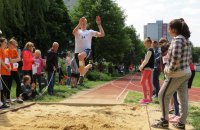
top-left (22, 49), bottom-right (33, 70)
top-left (33, 57), bottom-right (45, 74)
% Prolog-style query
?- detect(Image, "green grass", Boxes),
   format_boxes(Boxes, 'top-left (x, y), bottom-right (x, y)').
top-left (159, 72), bottom-right (200, 88)
top-left (192, 72), bottom-right (200, 88)
top-left (124, 91), bottom-right (200, 130)
top-left (10, 80), bottom-right (108, 102)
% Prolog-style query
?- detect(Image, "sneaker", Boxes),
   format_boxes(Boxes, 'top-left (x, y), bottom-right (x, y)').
top-left (6, 99), bottom-right (11, 103)
top-left (172, 122), bottom-right (185, 129)
top-left (169, 108), bottom-right (174, 114)
top-left (169, 116), bottom-right (180, 123)
top-left (151, 118), bottom-right (169, 129)
top-left (39, 93), bottom-right (42, 96)
top-left (88, 64), bottom-right (92, 68)
top-left (169, 114), bottom-right (176, 120)
top-left (0, 103), bottom-right (10, 109)
top-left (152, 95), bottom-right (158, 98)
top-left (0, 101), bottom-right (3, 107)
top-left (139, 99), bottom-right (152, 104)
top-left (16, 98), bottom-right (23, 104)
top-left (78, 76), bottom-right (84, 85)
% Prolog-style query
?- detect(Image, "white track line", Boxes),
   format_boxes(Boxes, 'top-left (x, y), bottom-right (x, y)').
top-left (115, 75), bottom-right (136, 100)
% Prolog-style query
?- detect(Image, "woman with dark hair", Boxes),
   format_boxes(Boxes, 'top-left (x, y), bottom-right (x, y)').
top-left (152, 18), bottom-right (192, 129)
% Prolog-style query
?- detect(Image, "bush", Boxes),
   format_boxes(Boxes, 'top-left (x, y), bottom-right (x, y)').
top-left (87, 71), bottom-right (112, 81)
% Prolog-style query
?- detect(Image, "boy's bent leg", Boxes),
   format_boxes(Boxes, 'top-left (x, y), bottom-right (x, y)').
top-left (78, 52), bottom-right (87, 76)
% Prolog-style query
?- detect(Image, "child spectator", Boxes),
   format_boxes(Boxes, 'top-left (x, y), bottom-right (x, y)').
top-left (66, 51), bottom-right (71, 86)
top-left (152, 40), bottom-right (161, 98)
top-left (32, 50), bottom-right (45, 96)
top-left (152, 18), bottom-right (192, 129)
top-left (6, 38), bottom-right (23, 103)
top-left (188, 62), bottom-right (195, 88)
top-left (0, 59), bottom-right (3, 108)
top-left (20, 75), bottom-right (37, 100)
top-left (70, 57), bottom-right (80, 88)
top-left (22, 42), bottom-right (34, 79)
top-left (139, 37), bottom-right (154, 104)
top-left (0, 37), bottom-right (11, 107)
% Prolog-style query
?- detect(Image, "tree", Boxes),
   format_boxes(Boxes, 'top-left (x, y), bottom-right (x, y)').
top-left (0, 0), bottom-right (73, 56)
top-left (192, 47), bottom-right (200, 63)
top-left (70, 0), bottom-right (132, 64)
top-left (123, 25), bottom-right (145, 67)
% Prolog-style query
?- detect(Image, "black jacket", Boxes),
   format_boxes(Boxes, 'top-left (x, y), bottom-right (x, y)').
top-left (46, 49), bottom-right (58, 72)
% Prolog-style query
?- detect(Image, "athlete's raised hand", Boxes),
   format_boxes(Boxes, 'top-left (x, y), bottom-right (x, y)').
top-left (96, 16), bottom-right (101, 25)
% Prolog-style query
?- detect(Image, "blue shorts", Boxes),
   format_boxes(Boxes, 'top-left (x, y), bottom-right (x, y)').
top-left (75, 49), bottom-right (92, 67)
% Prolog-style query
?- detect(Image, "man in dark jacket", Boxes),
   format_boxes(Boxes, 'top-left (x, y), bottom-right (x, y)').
top-left (46, 42), bottom-right (59, 95)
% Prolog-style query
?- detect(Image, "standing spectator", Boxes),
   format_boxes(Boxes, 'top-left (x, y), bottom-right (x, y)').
top-left (139, 37), bottom-right (154, 104)
top-left (70, 57), bottom-right (80, 88)
top-left (0, 37), bottom-right (11, 108)
top-left (152, 18), bottom-right (192, 129)
top-left (22, 42), bottom-right (34, 79)
top-left (72, 16), bottom-right (105, 85)
top-left (46, 42), bottom-right (59, 95)
top-left (66, 51), bottom-right (71, 86)
top-left (152, 41), bottom-right (161, 98)
top-left (33, 50), bottom-right (45, 96)
top-left (5, 38), bottom-right (23, 103)
top-left (188, 62), bottom-right (195, 88)
top-left (0, 70), bottom-right (2, 107)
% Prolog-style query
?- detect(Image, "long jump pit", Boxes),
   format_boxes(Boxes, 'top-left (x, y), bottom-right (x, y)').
top-left (0, 103), bottom-right (151, 130)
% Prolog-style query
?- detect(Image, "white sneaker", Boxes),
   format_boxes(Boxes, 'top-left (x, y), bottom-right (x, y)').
top-left (88, 64), bottom-right (92, 68)
top-left (0, 101), bottom-right (3, 107)
top-left (39, 93), bottom-right (42, 96)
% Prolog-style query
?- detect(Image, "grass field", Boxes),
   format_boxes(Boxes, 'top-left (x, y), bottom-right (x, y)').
top-left (160, 72), bottom-right (200, 88)
top-left (124, 91), bottom-right (200, 130)
top-left (10, 80), bottom-right (108, 102)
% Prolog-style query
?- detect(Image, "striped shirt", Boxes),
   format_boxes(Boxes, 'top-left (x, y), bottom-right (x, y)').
top-left (167, 35), bottom-right (192, 72)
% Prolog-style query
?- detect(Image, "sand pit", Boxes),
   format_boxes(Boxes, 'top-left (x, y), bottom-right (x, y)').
top-left (0, 104), bottom-right (150, 130)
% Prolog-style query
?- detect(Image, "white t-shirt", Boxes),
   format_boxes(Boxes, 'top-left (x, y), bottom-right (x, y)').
top-left (75, 29), bottom-right (97, 53)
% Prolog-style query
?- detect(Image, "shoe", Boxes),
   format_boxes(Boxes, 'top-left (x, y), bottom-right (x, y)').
top-left (88, 64), bottom-right (92, 68)
top-left (139, 99), bottom-right (152, 104)
top-left (78, 76), bottom-right (84, 85)
top-left (39, 93), bottom-right (42, 96)
top-left (6, 99), bottom-right (11, 103)
top-left (152, 95), bottom-right (158, 98)
top-left (172, 122), bottom-right (185, 129)
top-left (0, 103), bottom-right (10, 109)
top-left (169, 114), bottom-right (176, 120)
top-left (0, 102), bottom-right (3, 107)
top-left (151, 118), bottom-right (169, 129)
top-left (169, 108), bottom-right (174, 114)
top-left (16, 98), bottom-right (23, 104)
top-left (169, 116), bottom-right (180, 123)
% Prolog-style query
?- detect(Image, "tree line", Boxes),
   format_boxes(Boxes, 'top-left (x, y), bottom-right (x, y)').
top-left (5, 0), bottom-right (200, 69)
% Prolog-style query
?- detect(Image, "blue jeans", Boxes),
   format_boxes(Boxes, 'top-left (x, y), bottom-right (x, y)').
top-left (152, 68), bottom-right (160, 97)
top-left (47, 72), bottom-right (55, 95)
top-left (173, 92), bottom-right (180, 116)
top-left (66, 66), bottom-right (71, 86)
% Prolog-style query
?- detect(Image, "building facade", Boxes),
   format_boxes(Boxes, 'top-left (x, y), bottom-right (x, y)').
top-left (144, 20), bottom-right (171, 42)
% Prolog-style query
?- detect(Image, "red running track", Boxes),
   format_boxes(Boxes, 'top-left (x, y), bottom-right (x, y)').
top-left (69, 73), bottom-right (200, 104)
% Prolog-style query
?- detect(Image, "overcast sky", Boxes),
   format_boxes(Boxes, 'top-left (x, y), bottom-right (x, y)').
top-left (115, 0), bottom-right (200, 47)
